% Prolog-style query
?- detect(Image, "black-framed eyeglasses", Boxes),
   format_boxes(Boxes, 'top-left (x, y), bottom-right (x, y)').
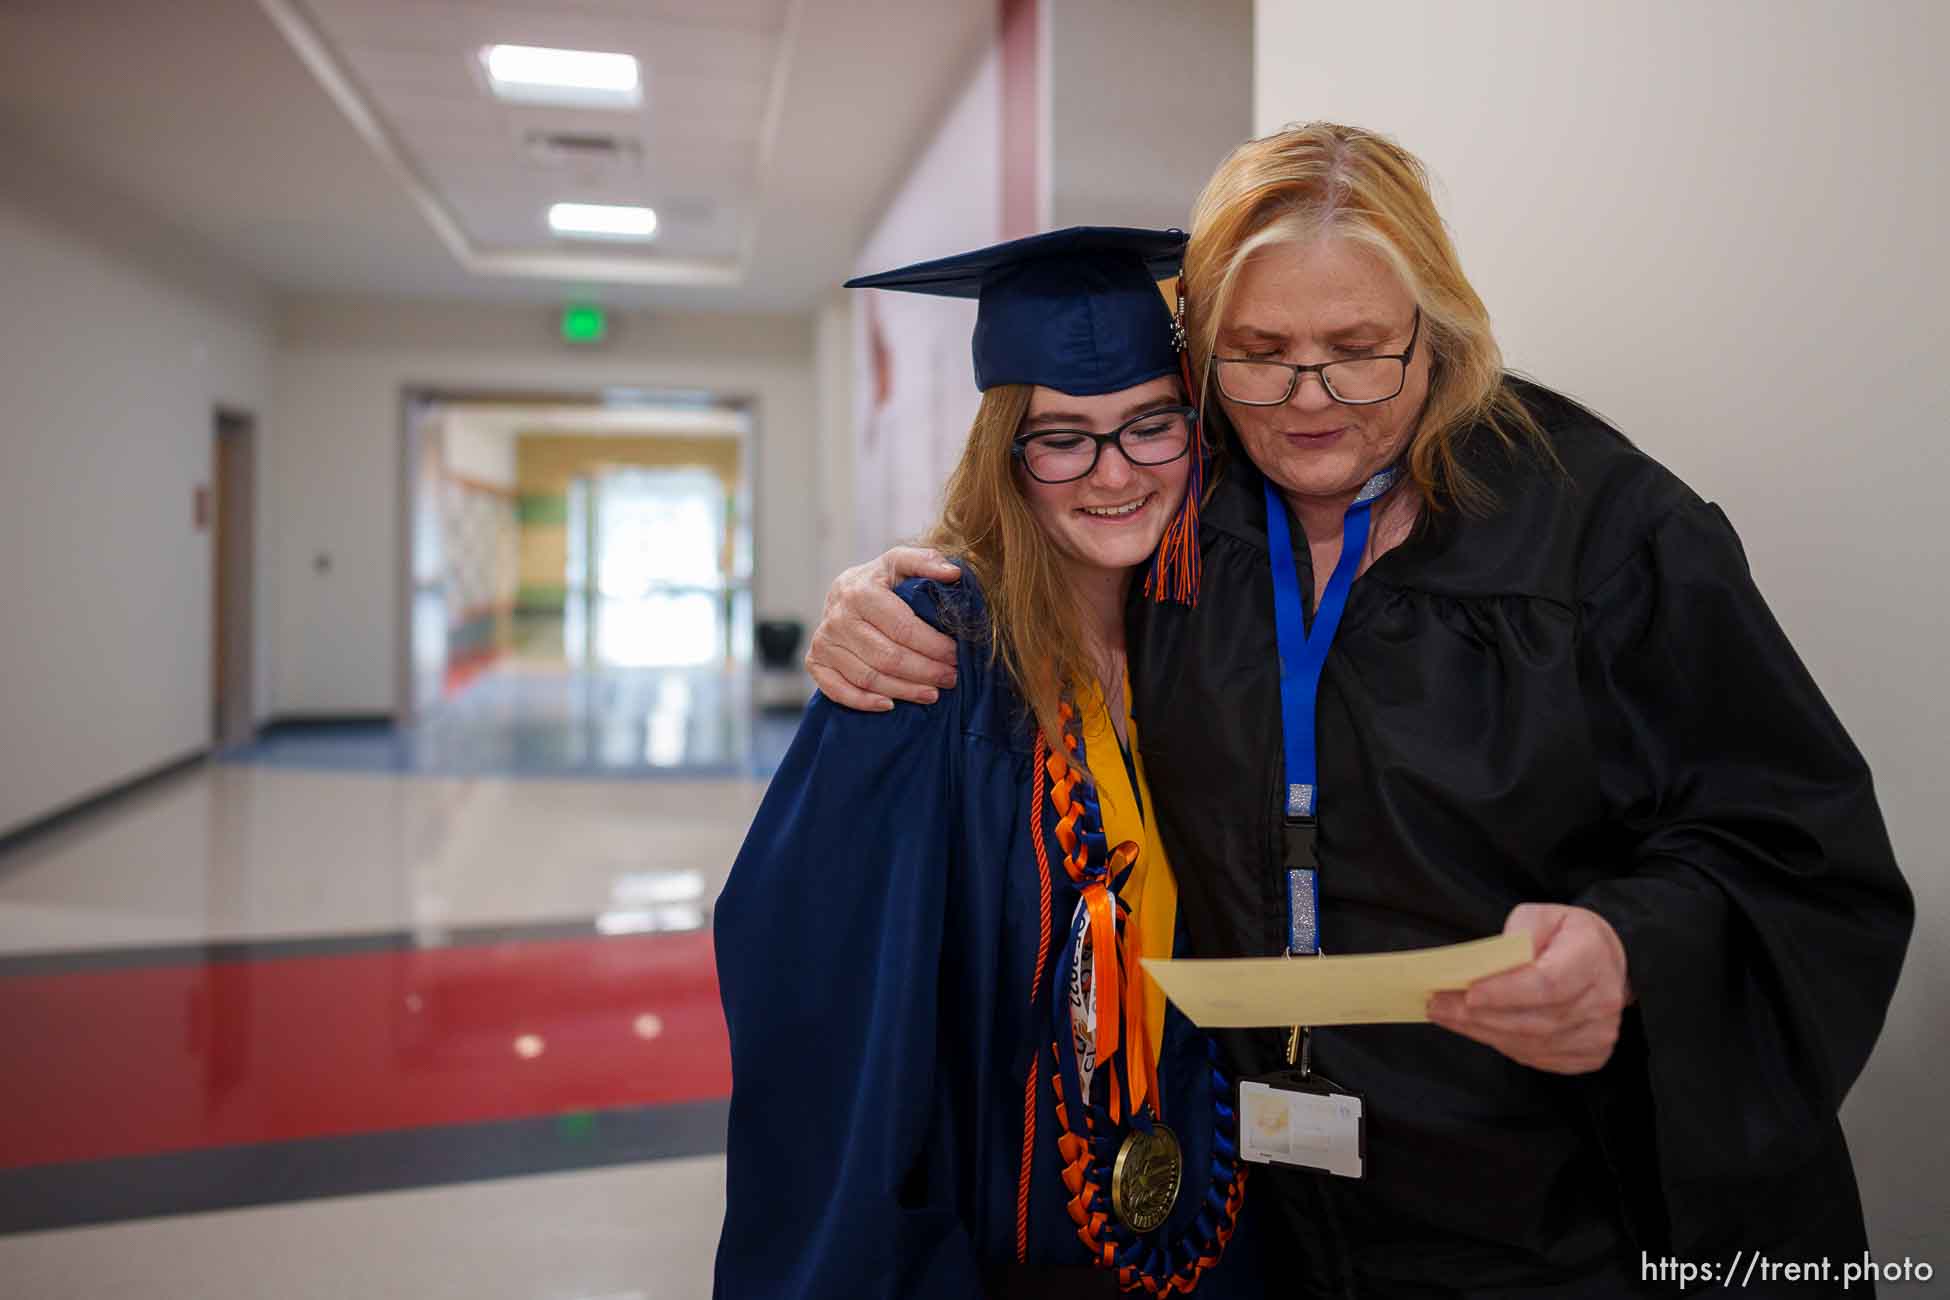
top-left (1210, 307), bottom-right (1422, 406)
top-left (1011, 404), bottom-right (1198, 485)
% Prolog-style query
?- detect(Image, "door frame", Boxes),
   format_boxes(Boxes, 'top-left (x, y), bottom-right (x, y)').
top-left (212, 407), bottom-right (257, 748)
top-left (393, 385), bottom-right (758, 726)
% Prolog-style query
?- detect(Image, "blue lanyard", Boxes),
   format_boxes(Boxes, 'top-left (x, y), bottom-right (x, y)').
top-left (1264, 468), bottom-right (1398, 952)
top-left (1263, 470), bottom-right (1398, 817)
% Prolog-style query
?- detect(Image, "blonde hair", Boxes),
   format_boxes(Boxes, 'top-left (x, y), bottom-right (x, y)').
top-left (923, 385), bottom-right (1123, 764)
top-left (1182, 121), bottom-right (1544, 510)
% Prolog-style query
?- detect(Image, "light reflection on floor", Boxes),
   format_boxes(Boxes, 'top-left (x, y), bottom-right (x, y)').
top-left (224, 662), bottom-right (803, 780)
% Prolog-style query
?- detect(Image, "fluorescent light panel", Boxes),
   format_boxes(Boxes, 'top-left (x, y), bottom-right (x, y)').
top-left (483, 44), bottom-right (640, 108)
top-left (549, 202), bottom-right (659, 241)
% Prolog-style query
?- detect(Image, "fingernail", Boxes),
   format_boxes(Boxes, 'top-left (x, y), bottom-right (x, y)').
top-left (940, 672), bottom-right (958, 688)
top-left (921, 689), bottom-right (939, 704)
top-left (877, 699), bottom-right (894, 712)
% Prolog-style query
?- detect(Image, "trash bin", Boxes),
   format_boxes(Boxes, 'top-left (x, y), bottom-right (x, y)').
top-left (754, 618), bottom-right (810, 716)
top-left (755, 619), bottom-right (803, 671)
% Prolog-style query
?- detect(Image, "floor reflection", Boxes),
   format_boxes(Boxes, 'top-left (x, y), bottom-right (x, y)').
top-left (224, 663), bottom-right (803, 779)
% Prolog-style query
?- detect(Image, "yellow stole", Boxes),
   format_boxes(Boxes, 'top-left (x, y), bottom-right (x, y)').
top-left (1075, 677), bottom-right (1178, 1074)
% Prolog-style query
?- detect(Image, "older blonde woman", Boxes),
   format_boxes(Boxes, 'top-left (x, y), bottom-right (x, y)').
top-left (806, 125), bottom-right (1911, 1297)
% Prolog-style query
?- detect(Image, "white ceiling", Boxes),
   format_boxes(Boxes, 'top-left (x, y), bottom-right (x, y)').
top-left (0, 0), bottom-right (993, 311)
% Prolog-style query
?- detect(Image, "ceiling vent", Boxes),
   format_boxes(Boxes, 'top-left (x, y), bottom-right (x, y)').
top-left (656, 196), bottom-right (718, 227)
top-left (523, 130), bottom-right (644, 173)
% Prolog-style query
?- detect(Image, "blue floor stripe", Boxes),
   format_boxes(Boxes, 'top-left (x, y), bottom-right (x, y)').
top-left (0, 1100), bottom-right (730, 1235)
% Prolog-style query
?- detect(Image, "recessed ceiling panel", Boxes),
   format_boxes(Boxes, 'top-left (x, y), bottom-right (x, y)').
top-left (297, 0), bottom-right (789, 279)
top-left (2, 0), bottom-right (999, 308)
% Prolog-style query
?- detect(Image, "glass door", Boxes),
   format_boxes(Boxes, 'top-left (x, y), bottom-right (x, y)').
top-left (589, 466), bottom-right (732, 668)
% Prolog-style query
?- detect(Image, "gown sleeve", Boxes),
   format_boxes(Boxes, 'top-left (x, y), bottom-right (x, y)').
top-left (712, 588), bottom-right (984, 1300)
top-left (1571, 498), bottom-right (1913, 1253)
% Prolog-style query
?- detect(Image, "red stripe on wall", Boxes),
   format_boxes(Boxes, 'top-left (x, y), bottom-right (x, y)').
top-left (0, 933), bottom-right (729, 1170)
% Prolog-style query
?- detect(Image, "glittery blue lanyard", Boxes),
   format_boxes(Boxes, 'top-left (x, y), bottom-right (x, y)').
top-left (1263, 468), bottom-right (1398, 954)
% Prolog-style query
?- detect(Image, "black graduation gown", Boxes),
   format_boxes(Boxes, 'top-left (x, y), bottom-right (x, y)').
top-left (1126, 379), bottom-right (1913, 1296)
top-left (714, 576), bottom-right (1262, 1299)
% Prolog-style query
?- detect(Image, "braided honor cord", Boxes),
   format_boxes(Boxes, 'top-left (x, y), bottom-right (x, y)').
top-left (1016, 730), bottom-right (1057, 1262)
top-left (1043, 700), bottom-right (1248, 1293)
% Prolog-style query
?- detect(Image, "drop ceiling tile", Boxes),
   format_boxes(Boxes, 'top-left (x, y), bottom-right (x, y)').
top-left (337, 44), bottom-right (482, 98)
top-left (293, 0), bottom-right (783, 273)
top-left (304, 0), bottom-right (472, 51)
top-left (547, 0), bottom-right (789, 28)
top-left (649, 73), bottom-right (772, 122)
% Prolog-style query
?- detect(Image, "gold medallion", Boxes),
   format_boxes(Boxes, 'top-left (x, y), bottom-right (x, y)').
top-left (1110, 1123), bottom-right (1183, 1234)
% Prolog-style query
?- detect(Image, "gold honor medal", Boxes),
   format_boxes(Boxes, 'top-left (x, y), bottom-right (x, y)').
top-left (1110, 1123), bottom-right (1183, 1233)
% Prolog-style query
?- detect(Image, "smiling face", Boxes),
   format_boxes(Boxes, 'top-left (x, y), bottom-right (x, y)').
top-left (1215, 236), bottom-right (1431, 509)
top-left (1015, 376), bottom-right (1191, 580)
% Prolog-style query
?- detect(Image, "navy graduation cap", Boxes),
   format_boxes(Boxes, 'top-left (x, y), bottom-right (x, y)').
top-left (845, 226), bottom-right (1187, 396)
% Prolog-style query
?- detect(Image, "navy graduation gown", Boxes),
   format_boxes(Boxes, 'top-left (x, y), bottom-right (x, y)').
top-left (714, 576), bottom-right (1260, 1299)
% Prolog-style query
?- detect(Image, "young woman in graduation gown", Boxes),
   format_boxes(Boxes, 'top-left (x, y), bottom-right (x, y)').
top-left (804, 126), bottom-right (1913, 1298)
top-left (713, 229), bottom-right (1261, 1300)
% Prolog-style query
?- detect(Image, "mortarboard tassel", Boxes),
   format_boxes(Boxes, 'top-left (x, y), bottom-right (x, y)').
top-left (1145, 296), bottom-right (1204, 606)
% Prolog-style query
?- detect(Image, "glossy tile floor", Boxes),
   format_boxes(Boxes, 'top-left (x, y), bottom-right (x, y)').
top-left (0, 660), bottom-right (796, 1299)
top-left (227, 662), bottom-right (802, 779)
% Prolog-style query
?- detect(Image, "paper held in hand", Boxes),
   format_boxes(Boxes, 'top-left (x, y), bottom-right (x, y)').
top-left (1140, 933), bottom-right (1534, 1028)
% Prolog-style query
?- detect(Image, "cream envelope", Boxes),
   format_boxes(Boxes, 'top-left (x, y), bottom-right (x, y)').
top-left (1140, 932), bottom-right (1534, 1028)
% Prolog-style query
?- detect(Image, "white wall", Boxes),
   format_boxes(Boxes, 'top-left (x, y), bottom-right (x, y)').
top-left (0, 147), bottom-right (274, 838)
top-left (813, 291), bottom-right (856, 586)
top-left (1256, 0), bottom-right (1947, 1262)
top-left (1045, 0), bottom-right (1252, 231)
top-left (271, 298), bottom-right (817, 716)
top-left (849, 46), bottom-right (1003, 563)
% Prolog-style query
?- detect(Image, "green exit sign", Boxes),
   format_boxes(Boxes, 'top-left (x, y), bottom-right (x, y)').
top-left (560, 304), bottom-right (607, 344)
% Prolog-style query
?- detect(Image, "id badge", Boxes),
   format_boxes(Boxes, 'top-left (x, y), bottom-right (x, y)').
top-left (1239, 1072), bottom-right (1365, 1179)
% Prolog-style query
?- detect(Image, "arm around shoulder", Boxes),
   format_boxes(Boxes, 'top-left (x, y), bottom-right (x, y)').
top-left (804, 552), bottom-right (965, 711)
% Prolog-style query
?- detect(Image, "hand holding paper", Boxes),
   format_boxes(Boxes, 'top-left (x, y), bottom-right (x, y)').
top-left (1426, 903), bottom-right (1633, 1074)
top-left (1141, 932), bottom-right (1534, 1029)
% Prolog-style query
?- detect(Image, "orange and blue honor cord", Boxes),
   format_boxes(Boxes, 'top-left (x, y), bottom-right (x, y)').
top-left (1047, 700), bottom-right (1154, 1128)
top-left (1040, 700), bottom-right (1247, 1291)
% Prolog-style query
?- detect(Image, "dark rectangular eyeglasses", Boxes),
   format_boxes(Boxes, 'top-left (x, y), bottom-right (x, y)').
top-left (1012, 404), bottom-right (1197, 485)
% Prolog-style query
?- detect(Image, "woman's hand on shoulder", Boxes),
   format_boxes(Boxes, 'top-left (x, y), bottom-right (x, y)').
top-left (1427, 903), bottom-right (1633, 1075)
top-left (805, 546), bottom-right (964, 712)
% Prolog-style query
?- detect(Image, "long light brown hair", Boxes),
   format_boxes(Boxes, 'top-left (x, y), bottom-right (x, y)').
top-left (1182, 122), bottom-right (1545, 510)
top-left (924, 384), bottom-right (1120, 762)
